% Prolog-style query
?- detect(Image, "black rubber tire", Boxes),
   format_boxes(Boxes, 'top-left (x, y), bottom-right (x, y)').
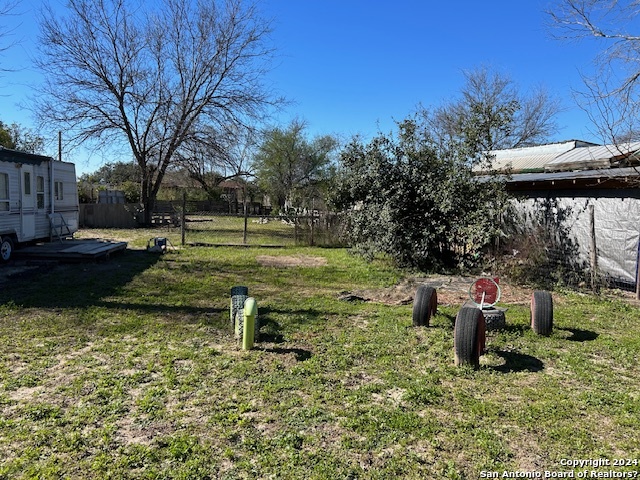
top-left (0, 236), bottom-right (13, 263)
top-left (483, 308), bottom-right (506, 331)
top-left (531, 291), bottom-right (553, 335)
top-left (412, 285), bottom-right (437, 327)
top-left (430, 287), bottom-right (438, 318)
top-left (454, 307), bottom-right (485, 368)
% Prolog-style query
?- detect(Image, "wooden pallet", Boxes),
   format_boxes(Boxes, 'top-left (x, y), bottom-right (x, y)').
top-left (15, 239), bottom-right (128, 261)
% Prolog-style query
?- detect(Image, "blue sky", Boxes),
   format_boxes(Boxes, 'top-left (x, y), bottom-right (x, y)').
top-left (1, 0), bottom-right (604, 175)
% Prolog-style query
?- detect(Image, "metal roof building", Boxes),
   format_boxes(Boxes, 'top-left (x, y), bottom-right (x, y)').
top-left (484, 140), bottom-right (640, 289)
top-left (482, 140), bottom-right (640, 174)
top-left (478, 140), bottom-right (597, 174)
top-left (545, 141), bottom-right (640, 172)
top-left (481, 140), bottom-right (640, 197)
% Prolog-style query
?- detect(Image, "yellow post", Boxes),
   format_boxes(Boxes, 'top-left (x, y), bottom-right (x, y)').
top-left (242, 297), bottom-right (257, 350)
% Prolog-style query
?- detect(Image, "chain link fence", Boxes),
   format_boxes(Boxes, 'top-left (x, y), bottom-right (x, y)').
top-left (146, 195), bottom-right (640, 294)
top-left (181, 209), bottom-right (346, 247)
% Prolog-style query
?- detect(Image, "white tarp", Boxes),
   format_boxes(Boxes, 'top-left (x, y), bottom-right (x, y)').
top-left (515, 197), bottom-right (640, 285)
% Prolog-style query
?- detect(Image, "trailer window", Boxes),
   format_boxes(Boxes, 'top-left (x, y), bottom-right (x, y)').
top-left (23, 171), bottom-right (31, 195)
top-left (55, 181), bottom-right (64, 200)
top-left (0, 173), bottom-right (8, 211)
top-left (37, 176), bottom-right (45, 209)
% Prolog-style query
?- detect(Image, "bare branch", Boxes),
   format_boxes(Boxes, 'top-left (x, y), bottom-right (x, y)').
top-left (549, 0), bottom-right (640, 143)
top-left (428, 66), bottom-right (562, 160)
top-left (0, 0), bottom-right (21, 73)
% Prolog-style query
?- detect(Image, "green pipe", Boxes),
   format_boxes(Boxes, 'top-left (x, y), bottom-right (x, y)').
top-left (242, 297), bottom-right (257, 350)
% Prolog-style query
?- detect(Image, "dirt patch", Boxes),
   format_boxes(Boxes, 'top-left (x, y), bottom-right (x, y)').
top-left (340, 275), bottom-right (533, 306)
top-left (256, 255), bottom-right (328, 268)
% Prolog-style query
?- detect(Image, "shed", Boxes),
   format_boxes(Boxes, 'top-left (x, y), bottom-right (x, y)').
top-left (477, 140), bottom-right (597, 174)
top-left (485, 141), bottom-right (640, 288)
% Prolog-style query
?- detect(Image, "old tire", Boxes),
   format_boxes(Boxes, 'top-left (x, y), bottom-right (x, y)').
top-left (531, 291), bottom-right (553, 335)
top-left (483, 308), bottom-right (506, 331)
top-left (454, 307), bottom-right (486, 368)
top-left (0, 236), bottom-right (13, 262)
top-left (412, 285), bottom-right (437, 327)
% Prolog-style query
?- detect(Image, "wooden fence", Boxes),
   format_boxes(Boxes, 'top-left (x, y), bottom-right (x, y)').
top-left (79, 203), bottom-right (140, 228)
top-left (80, 201), bottom-right (183, 228)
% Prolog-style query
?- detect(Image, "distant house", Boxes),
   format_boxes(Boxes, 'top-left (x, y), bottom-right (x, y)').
top-left (484, 140), bottom-right (640, 288)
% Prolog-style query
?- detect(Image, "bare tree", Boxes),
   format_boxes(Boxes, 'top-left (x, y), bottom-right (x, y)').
top-left (35, 0), bottom-right (278, 223)
top-left (177, 125), bottom-right (257, 200)
top-left (0, 0), bottom-right (19, 74)
top-left (177, 124), bottom-right (256, 208)
top-left (428, 66), bottom-right (562, 164)
top-left (548, 0), bottom-right (640, 144)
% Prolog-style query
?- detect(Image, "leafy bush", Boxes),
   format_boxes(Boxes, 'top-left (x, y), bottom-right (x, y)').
top-left (331, 117), bottom-right (508, 271)
top-left (495, 198), bottom-right (589, 289)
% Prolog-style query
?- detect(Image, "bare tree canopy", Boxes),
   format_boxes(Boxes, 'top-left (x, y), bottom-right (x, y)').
top-left (35, 0), bottom-right (278, 223)
top-left (428, 66), bottom-right (561, 162)
top-left (177, 125), bottom-right (258, 199)
top-left (0, 0), bottom-right (19, 72)
top-left (548, 0), bottom-right (640, 143)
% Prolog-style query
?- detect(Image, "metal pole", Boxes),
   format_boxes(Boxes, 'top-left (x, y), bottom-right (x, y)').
top-left (310, 198), bottom-right (315, 246)
top-left (181, 191), bottom-right (186, 246)
top-left (243, 184), bottom-right (248, 244)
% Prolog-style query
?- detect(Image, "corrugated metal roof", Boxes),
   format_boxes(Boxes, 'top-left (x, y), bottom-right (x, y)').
top-left (544, 141), bottom-right (640, 172)
top-left (478, 141), bottom-right (584, 173)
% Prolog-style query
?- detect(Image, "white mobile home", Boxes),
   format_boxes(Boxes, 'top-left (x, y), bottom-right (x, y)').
top-left (0, 147), bottom-right (79, 261)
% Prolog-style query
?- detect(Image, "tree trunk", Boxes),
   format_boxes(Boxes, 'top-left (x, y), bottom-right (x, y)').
top-left (140, 170), bottom-right (157, 226)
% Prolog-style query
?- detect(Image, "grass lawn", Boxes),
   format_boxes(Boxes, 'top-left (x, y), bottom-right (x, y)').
top-left (0, 229), bottom-right (639, 479)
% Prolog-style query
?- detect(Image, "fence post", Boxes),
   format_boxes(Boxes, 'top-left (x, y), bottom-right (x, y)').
top-left (243, 193), bottom-right (248, 245)
top-left (181, 192), bottom-right (186, 246)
